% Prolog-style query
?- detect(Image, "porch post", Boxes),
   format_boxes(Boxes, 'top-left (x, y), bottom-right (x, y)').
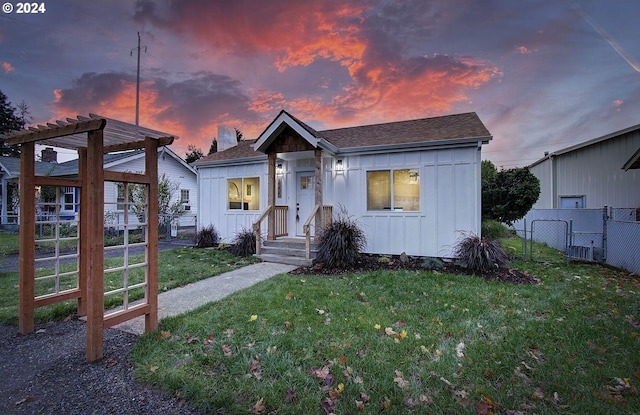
top-left (267, 152), bottom-right (276, 240)
top-left (314, 148), bottom-right (323, 240)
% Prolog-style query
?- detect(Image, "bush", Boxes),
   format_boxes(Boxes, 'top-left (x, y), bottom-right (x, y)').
top-left (315, 211), bottom-right (366, 269)
top-left (481, 220), bottom-right (510, 240)
top-left (229, 227), bottom-right (257, 257)
top-left (193, 225), bottom-right (219, 248)
top-left (453, 231), bottom-right (508, 274)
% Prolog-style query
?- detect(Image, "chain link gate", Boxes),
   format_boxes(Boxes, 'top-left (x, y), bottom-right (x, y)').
top-left (529, 219), bottom-right (569, 262)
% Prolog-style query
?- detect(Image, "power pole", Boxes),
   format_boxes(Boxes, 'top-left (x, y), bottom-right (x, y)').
top-left (131, 31), bottom-right (146, 127)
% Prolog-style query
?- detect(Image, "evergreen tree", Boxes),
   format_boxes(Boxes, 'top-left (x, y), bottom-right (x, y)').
top-left (0, 90), bottom-right (23, 157)
top-left (185, 144), bottom-right (203, 163)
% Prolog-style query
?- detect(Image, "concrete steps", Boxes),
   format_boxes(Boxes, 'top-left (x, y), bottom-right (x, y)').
top-left (255, 238), bottom-right (317, 267)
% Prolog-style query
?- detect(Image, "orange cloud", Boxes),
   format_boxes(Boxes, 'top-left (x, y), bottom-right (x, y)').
top-left (2, 62), bottom-right (14, 73)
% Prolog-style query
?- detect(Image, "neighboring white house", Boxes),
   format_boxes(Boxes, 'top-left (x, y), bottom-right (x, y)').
top-left (195, 110), bottom-right (492, 258)
top-left (51, 146), bottom-right (198, 228)
top-left (529, 123), bottom-right (640, 209)
top-left (2, 146), bottom-right (197, 230)
top-left (0, 155), bottom-right (61, 225)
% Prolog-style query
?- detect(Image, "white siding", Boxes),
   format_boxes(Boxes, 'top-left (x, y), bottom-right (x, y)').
top-left (531, 130), bottom-right (640, 209)
top-left (197, 145), bottom-right (483, 257)
top-left (197, 162), bottom-right (267, 242)
top-left (103, 151), bottom-right (198, 227)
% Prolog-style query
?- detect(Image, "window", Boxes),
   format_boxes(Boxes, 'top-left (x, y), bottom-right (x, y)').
top-left (228, 177), bottom-right (260, 210)
top-left (559, 196), bottom-right (585, 209)
top-left (116, 183), bottom-right (126, 210)
top-left (367, 169), bottom-right (420, 211)
top-left (62, 187), bottom-right (75, 211)
top-left (180, 189), bottom-right (190, 204)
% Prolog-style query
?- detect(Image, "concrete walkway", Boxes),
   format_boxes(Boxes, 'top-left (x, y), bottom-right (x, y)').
top-left (113, 261), bottom-right (296, 335)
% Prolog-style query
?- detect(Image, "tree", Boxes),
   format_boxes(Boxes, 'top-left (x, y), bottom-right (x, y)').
top-left (482, 160), bottom-right (540, 225)
top-left (208, 138), bottom-right (217, 155)
top-left (129, 174), bottom-right (184, 228)
top-left (235, 128), bottom-right (243, 142)
top-left (185, 144), bottom-right (203, 163)
top-left (0, 90), bottom-right (24, 157)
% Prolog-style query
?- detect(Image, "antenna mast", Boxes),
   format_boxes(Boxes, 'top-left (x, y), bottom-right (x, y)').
top-left (132, 31), bottom-right (146, 127)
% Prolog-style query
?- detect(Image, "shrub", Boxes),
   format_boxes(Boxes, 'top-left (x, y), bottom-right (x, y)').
top-left (229, 227), bottom-right (257, 257)
top-left (315, 211), bottom-right (366, 269)
top-left (421, 257), bottom-right (444, 270)
top-left (481, 219), bottom-right (510, 240)
top-left (193, 225), bottom-right (219, 248)
top-left (453, 231), bottom-right (508, 274)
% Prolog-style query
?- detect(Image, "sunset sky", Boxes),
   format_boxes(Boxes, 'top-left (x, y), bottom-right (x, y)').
top-left (2, 0), bottom-right (639, 167)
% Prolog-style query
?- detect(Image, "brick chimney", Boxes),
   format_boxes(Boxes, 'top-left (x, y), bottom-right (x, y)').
top-left (41, 147), bottom-right (58, 163)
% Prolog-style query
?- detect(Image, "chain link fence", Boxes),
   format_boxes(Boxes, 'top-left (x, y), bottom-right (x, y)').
top-left (512, 207), bottom-right (639, 275)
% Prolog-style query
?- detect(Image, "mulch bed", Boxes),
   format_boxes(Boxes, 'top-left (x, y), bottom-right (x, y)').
top-left (289, 253), bottom-right (542, 285)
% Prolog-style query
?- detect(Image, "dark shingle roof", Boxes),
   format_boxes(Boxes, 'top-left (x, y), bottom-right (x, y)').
top-left (195, 112), bottom-right (491, 164)
top-left (321, 112), bottom-right (490, 148)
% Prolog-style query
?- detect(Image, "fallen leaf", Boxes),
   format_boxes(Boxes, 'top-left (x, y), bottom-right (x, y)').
top-left (185, 336), bottom-right (198, 344)
top-left (355, 399), bottom-right (365, 410)
top-left (15, 396), bottom-right (35, 405)
top-left (285, 292), bottom-right (294, 300)
top-left (385, 327), bottom-right (396, 336)
top-left (160, 330), bottom-right (171, 339)
top-left (249, 314), bottom-right (258, 322)
top-left (248, 355), bottom-right (262, 380)
top-left (532, 387), bottom-right (545, 399)
top-left (339, 355), bottom-right (347, 365)
top-left (394, 370), bottom-right (409, 388)
top-left (222, 344), bottom-right (232, 357)
top-left (374, 324), bottom-right (381, 330)
top-left (105, 357), bottom-right (118, 367)
top-left (380, 396), bottom-right (391, 410)
top-left (248, 397), bottom-right (266, 414)
top-left (284, 387), bottom-right (297, 403)
top-left (419, 394), bottom-right (433, 406)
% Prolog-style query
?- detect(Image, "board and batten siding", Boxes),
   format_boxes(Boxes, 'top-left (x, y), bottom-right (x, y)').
top-left (198, 145), bottom-right (482, 258)
top-left (197, 161), bottom-right (267, 241)
top-left (103, 152), bottom-right (198, 227)
top-left (336, 146), bottom-right (481, 258)
top-left (531, 129), bottom-right (640, 209)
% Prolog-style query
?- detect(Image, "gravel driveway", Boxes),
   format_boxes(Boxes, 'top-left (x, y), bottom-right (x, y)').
top-left (0, 320), bottom-right (204, 415)
top-left (0, 239), bottom-right (205, 414)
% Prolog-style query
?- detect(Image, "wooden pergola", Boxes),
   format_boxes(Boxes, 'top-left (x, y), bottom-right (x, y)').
top-left (4, 114), bottom-right (175, 362)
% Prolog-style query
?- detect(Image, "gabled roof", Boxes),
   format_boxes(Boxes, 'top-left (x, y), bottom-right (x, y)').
top-left (0, 156), bottom-right (60, 178)
top-left (196, 111), bottom-right (492, 166)
top-left (530, 123), bottom-right (640, 169)
top-left (49, 147), bottom-right (196, 177)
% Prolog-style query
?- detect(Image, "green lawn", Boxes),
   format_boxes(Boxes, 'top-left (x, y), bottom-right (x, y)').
top-left (0, 247), bottom-right (258, 325)
top-left (132, 239), bottom-right (640, 414)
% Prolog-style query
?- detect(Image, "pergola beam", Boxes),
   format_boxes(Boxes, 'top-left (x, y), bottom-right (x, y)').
top-left (5, 119), bottom-right (106, 145)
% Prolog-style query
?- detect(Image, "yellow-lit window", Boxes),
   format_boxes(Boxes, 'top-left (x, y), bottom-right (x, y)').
top-left (367, 169), bottom-right (419, 211)
top-left (228, 177), bottom-right (260, 210)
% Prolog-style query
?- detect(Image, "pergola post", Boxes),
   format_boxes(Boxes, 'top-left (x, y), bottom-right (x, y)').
top-left (85, 129), bottom-right (105, 362)
top-left (144, 137), bottom-right (159, 332)
top-left (77, 147), bottom-right (87, 317)
top-left (18, 142), bottom-right (35, 334)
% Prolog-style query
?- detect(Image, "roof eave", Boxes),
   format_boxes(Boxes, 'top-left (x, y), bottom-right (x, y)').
top-left (335, 135), bottom-right (492, 155)
top-left (195, 155), bottom-right (267, 169)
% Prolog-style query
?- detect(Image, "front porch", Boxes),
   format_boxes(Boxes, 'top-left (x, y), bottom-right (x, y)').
top-left (253, 205), bottom-right (332, 266)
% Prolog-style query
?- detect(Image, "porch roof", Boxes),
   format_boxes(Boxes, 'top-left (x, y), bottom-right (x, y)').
top-left (195, 111), bottom-right (491, 166)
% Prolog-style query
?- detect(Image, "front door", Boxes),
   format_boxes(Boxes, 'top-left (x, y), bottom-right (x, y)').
top-left (296, 172), bottom-right (315, 236)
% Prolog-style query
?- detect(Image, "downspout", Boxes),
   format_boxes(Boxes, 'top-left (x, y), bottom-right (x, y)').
top-left (549, 153), bottom-right (556, 208)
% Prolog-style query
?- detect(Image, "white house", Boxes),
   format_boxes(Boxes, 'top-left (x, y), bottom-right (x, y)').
top-left (195, 110), bottom-right (491, 260)
top-left (529, 123), bottom-right (640, 209)
top-left (51, 146), bottom-right (198, 228)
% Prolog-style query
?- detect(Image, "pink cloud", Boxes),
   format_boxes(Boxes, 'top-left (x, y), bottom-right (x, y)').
top-left (2, 62), bottom-right (14, 73)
